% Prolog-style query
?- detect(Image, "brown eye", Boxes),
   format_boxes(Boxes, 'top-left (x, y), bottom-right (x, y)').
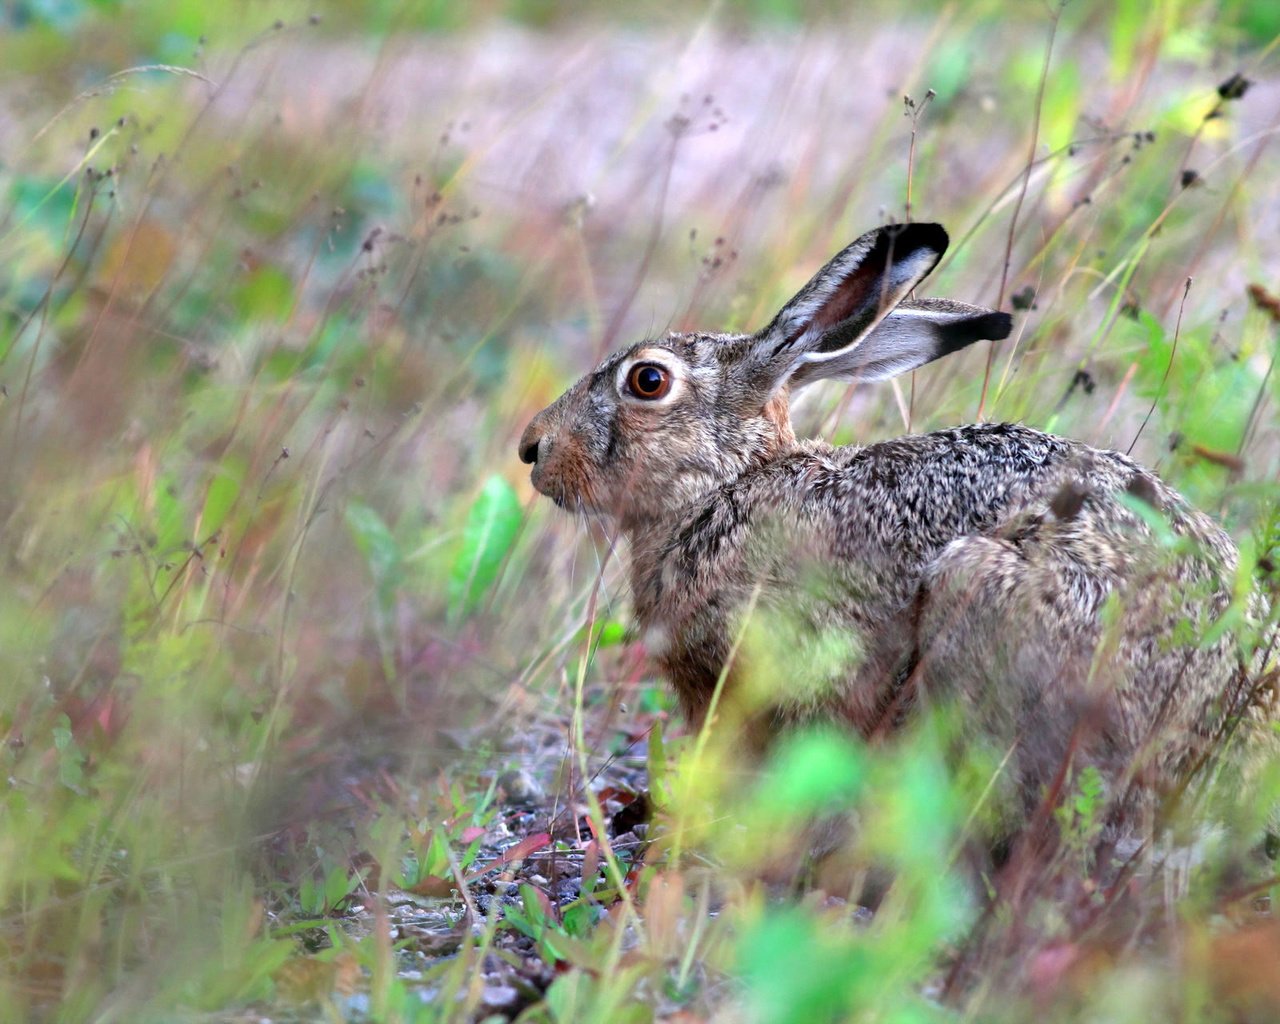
top-left (627, 363), bottom-right (671, 400)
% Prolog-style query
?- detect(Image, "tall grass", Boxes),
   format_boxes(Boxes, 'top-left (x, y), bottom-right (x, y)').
top-left (0, 1), bottom-right (1277, 1020)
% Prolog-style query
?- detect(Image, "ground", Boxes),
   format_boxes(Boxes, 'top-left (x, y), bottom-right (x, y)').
top-left (1, 2), bottom-right (1279, 1021)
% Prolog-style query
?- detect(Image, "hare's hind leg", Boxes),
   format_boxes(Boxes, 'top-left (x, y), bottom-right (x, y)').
top-left (913, 525), bottom-right (1140, 825)
top-left (915, 505), bottom-right (1242, 832)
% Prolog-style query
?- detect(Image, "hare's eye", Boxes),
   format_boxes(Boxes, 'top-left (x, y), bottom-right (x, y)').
top-left (627, 363), bottom-right (671, 400)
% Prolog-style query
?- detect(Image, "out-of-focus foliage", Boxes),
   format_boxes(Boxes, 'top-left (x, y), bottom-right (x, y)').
top-left (0, 0), bottom-right (1277, 1020)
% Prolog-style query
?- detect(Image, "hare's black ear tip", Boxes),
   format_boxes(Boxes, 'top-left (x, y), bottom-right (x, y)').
top-left (960, 310), bottom-right (1013, 344)
top-left (936, 310), bottom-right (1013, 358)
top-left (888, 221), bottom-right (949, 257)
top-left (987, 311), bottom-right (1014, 340)
top-left (914, 222), bottom-right (950, 252)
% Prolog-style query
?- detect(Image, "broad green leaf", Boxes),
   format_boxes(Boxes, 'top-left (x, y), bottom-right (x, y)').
top-left (755, 728), bottom-right (865, 816)
top-left (6, 173), bottom-right (78, 253)
top-left (1232, 0), bottom-right (1280, 42)
top-left (737, 910), bottom-right (864, 1024)
top-left (1108, 0), bottom-right (1145, 80)
top-left (449, 475), bottom-right (521, 618)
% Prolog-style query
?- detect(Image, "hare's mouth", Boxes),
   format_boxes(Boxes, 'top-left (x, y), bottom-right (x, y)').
top-left (555, 490), bottom-right (602, 518)
top-left (531, 475), bottom-right (590, 516)
top-left (528, 459), bottom-right (609, 519)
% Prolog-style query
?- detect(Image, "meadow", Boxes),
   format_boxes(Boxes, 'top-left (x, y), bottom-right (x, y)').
top-left (1, 0), bottom-right (1279, 1020)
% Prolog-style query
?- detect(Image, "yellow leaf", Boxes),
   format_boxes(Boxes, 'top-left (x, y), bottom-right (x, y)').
top-left (273, 953), bottom-right (360, 1006)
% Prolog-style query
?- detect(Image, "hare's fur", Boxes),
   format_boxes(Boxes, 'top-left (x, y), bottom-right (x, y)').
top-left (520, 223), bottom-right (1265, 823)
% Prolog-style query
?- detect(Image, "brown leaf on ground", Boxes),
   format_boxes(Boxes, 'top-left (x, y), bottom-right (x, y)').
top-left (407, 875), bottom-right (457, 899)
top-left (467, 831), bottom-right (552, 880)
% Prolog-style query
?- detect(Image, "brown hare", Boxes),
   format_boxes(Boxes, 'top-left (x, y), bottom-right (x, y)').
top-left (519, 222), bottom-right (1262, 830)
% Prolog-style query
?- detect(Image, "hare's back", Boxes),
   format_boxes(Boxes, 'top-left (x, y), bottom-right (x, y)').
top-left (790, 422), bottom-right (1214, 567)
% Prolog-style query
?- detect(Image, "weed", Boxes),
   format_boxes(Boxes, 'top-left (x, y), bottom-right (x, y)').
top-left (0, 2), bottom-right (1277, 1022)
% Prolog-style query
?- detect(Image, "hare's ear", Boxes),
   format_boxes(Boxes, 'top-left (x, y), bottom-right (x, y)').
top-left (751, 223), bottom-right (949, 392)
top-left (788, 297), bottom-right (1013, 388)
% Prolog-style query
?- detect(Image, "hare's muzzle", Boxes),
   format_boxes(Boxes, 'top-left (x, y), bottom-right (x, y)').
top-left (518, 413), bottom-right (560, 502)
top-left (518, 419), bottom-right (546, 466)
top-left (519, 404), bottom-right (596, 513)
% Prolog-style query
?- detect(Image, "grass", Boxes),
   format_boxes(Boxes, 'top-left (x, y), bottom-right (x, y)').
top-left (0, 0), bottom-right (1279, 1020)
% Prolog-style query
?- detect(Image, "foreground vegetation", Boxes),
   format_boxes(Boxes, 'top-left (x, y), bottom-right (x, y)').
top-left (1, 0), bottom-right (1279, 1020)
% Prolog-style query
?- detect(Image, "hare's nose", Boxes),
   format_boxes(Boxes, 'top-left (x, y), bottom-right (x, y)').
top-left (518, 420), bottom-right (546, 464)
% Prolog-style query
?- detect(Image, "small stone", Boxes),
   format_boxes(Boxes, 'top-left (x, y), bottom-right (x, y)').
top-left (497, 769), bottom-right (544, 806)
top-left (480, 983), bottom-right (519, 1012)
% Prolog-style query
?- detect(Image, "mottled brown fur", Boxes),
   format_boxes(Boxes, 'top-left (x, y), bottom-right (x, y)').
top-left (520, 223), bottom-right (1271, 830)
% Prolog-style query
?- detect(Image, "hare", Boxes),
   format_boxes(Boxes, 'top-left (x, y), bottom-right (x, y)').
top-left (519, 222), bottom-right (1261, 827)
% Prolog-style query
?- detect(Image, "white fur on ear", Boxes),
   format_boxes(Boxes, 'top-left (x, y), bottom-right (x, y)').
top-left (789, 299), bottom-right (1013, 388)
top-left (741, 224), bottom-right (1012, 399)
top-left (766, 230), bottom-right (885, 349)
top-left (787, 245), bottom-right (947, 364)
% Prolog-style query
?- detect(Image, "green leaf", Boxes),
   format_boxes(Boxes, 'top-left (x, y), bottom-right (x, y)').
top-left (1230, 0), bottom-right (1280, 41)
top-left (503, 883), bottom-right (551, 943)
top-left (1109, 0), bottom-right (1146, 79)
top-left (7, 173), bottom-right (79, 251)
top-left (562, 902), bottom-right (602, 938)
top-left (755, 728), bottom-right (865, 816)
top-left (927, 37), bottom-right (972, 106)
top-left (424, 829), bottom-right (451, 877)
top-left (737, 909), bottom-right (861, 1024)
top-left (52, 713), bottom-right (86, 793)
top-left (234, 264), bottom-right (294, 323)
top-left (648, 719), bottom-right (669, 808)
top-left (449, 475), bottom-right (522, 618)
top-left (200, 462), bottom-right (243, 537)
top-left (346, 502), bottom-right (403, 604)
top-left (323, 865), bottom-right (359, 911)
top-left (153, 474), bottom-right (188, 556)
top-left (594, 619), bottom-right (626, 648)
top-left (458, 833), bottom-right (484, 874)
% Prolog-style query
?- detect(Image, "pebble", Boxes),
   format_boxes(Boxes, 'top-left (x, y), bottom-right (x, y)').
top-left (496, 769), bottom-right (544, 806)
top-left (480, 984), bottom-right (520, 1011)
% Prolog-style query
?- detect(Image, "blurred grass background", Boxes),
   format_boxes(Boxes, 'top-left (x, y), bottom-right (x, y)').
top-left (1, 0), bottom-right (1278, 1020)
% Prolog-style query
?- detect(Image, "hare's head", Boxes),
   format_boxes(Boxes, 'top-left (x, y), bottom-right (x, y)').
top-left (519, 223), bottom-right (1011, 530)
